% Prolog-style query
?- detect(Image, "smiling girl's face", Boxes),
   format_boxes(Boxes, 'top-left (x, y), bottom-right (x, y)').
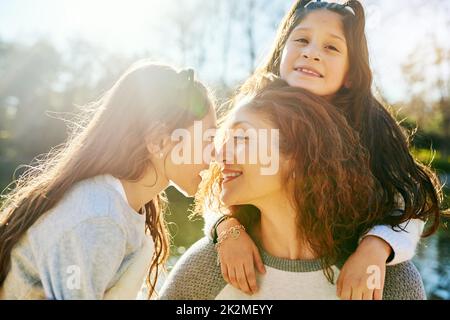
top-left (280, 9), bottom-right (350, 97)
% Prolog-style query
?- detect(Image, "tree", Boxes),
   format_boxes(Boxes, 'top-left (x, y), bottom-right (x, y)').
top-left (401, 34), bottom-right (450, 155)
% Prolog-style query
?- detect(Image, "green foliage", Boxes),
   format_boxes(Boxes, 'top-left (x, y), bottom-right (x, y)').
top-left (164, 187), bottom-right (204, 256)
top-left (412, 148), bottom-right (450, 173)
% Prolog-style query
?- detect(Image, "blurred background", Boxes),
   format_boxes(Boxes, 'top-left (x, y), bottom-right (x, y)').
top-left (0, 0), bottom-right (448, 299)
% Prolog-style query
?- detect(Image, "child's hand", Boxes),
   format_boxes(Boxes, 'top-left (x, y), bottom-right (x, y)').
top-left (216, 217), bottom-right (266, 295)
top-left (337, 235), bottom-right (392, 300)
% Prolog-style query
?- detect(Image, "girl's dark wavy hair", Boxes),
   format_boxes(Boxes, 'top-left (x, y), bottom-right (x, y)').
top-left (235, 0), bottom-right (443, 235)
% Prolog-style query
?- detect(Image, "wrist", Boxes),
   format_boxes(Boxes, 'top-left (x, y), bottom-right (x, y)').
top-left (215, 224), bottom-right (246, 251)
top-left (212, 215), bottom-right (240, 244)
top-left (358, 235), bottom-right (393, 262)
top-left (217, 216), bottom-right (240, 234)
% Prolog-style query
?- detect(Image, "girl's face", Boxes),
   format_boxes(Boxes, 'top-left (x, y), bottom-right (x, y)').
top-left (216, 105), bottom-right (288, 207)
top-left (280, 10), bottom-right (349, 97)
top-left (164, 109), bottom-right (217, 197)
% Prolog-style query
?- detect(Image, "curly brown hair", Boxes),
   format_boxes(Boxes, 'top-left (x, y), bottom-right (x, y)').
top-left (196, 77), bottom-right (386, 282)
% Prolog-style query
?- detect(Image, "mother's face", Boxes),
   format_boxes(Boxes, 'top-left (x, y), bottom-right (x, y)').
top-left (215, 104), bottom-right (289, 207)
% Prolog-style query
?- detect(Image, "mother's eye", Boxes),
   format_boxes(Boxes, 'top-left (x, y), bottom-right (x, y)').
top-left (233, 136), bottom-right (249, 143)
top-left (326, 45), bottom-right (339, 52)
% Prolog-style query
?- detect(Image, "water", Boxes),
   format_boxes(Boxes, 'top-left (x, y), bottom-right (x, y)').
top-left (413, 174), bottom-right (450, 300)
top-left (414, 228), bottom-right (450, 300)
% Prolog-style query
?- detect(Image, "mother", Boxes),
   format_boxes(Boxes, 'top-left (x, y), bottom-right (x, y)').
top-left (159, 78), bottom-right (426, 300)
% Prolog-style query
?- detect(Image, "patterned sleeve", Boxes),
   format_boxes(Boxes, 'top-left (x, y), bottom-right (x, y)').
top-left (159, 237), bottom-right (227, 300)
top-left (383, 260), bottom-right (426, 300)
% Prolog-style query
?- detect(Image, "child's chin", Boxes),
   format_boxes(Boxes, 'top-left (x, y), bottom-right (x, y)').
top-left (174, 184), bottom-right (195, 198)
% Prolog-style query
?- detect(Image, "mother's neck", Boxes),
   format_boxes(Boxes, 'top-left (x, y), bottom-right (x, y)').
top-left (252, 195), bottom-right (317, 260)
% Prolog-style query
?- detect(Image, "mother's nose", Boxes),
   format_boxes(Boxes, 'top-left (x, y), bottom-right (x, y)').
top-left (214, 141), bottom-right (234, 164)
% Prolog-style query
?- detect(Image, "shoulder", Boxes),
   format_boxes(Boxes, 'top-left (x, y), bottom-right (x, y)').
top-left (383, 260), bottom-right (426, 300)
top-left (28, 176), bottom-right (128, 247)
top-left (63, 175), bottom-right (123, 218)
top-left (159, 237), bottom-right (226, 300)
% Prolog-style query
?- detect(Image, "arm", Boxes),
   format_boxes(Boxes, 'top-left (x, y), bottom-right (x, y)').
top-left (337, 235), bottom-right (391, 300)
top-left (159, 237), bottom-right (226, 300)
top-left (205, 214), bottom-right (266, 295)
top-left (38, 218), bottom-right (127, 300)
top-left (203, 209), bottom-right (225, 241)
top-left (361, 218), bottom-right (425, 265)
top-left (337, 190), bottom-right (424, 300)
top-left (364, 193), bottom-right (424, 265)
top-left (337, 217), bottom-right (424, 300)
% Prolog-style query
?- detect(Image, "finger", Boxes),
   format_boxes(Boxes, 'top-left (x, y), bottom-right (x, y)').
top-left (372, 269), bottom-right (386, 300)
top-left (237, 264), bottom-right (252, 295)
top-left (228, 267), bottom-right (239, 290)
top-left (373, 289), bottom-right (383, 300)
top-left (340, 284), bottom-right (352, 300)
top-left (220, 260), bottom-right (230, 284)
top-left (244, 263), bottom-right (258, 294)
top-left (253, 247), bottom-right (266, 274)
top-left (350, 285), bottom-right (364, 300)
top-left (336, 273), bottom-right (344, 297)
top-left (362, 289), bottom-right (374, 300)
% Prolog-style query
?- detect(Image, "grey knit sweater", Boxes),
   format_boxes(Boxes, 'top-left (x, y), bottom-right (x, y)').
top-left (159, 237), bottom-right (426, 300)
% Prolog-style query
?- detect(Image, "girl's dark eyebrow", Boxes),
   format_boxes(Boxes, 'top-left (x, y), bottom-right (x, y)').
top-left (292, 27), bottom-right (346, 43)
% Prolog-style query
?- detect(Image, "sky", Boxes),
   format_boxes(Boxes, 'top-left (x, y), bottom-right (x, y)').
top-left (0, 0), bottom-right (448, 103)
top-left (0, 0), bottom-right (170, 53)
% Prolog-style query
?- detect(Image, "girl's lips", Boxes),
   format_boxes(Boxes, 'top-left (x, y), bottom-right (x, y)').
top-left (294, 67), bottom-right (324, 78)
